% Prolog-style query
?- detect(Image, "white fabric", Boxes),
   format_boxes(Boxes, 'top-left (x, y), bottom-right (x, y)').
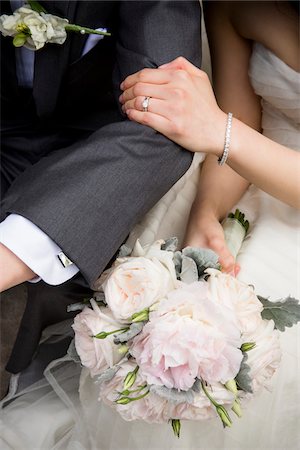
top-left (0, 214), bottom-right (79, 285)
top-left (1, 43), bottom-right (300, 450)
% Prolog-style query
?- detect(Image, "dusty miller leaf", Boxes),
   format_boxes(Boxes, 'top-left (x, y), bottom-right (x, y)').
top-left (180, 255), bottom-right (199, 284)
top-left (182, 247), bottom-right (220, 278)
top-left (161, 237), bottom-right (178, 252)
top-left (93, 292), bottom-right (106, 303)
top-left (94, 366), bottom-right (120, 385)
top-left (258, 295), bottom-right (300, 332)
top-left (67, 302), bottom-right (85, 313)
top-left (149, 385), bottom-right (195, 404)
top-left (173, 251), bottom-right (183, 279)
top-left (118, 244), bottom-right (132, 258)
top-left (235, 353), bottom-right (253, 393)
top-left (114, 322), bottom-right (144, 344)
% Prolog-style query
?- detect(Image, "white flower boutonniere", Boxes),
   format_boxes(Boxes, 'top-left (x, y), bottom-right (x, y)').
top-left (0, 0), bottom-right (110, 51)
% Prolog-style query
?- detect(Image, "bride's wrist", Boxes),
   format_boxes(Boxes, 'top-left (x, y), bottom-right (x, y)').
top-left (189, 201), bottom-right (223, 225)
top-left (210, 110), bottom-right (229, 158)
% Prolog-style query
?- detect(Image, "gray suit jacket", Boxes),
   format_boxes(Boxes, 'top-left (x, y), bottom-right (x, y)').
top-left (1, 0), bottom-right (202, 286)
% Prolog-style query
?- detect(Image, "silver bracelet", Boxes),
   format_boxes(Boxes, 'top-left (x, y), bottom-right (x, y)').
top-left (218, 112), bottom-right (233, 166)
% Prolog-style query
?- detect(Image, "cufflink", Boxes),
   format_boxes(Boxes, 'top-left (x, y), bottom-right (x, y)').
top-left (57, 252), bottom-right (74, 268)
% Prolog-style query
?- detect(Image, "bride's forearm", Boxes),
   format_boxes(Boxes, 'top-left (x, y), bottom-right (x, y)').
top-left (189, 154), bottom-right (250, 222)
top-left (227, 118), bottom-right (300, 209)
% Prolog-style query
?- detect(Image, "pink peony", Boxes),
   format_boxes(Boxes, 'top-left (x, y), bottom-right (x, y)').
top-left (173, 383), bottom-right (235, 421)
top-left (131, 282), bottom-right (243, 391)
top-left (72, 300), bottom-right (124, 377)
top-left (99, 360), bottom-right (172, 423)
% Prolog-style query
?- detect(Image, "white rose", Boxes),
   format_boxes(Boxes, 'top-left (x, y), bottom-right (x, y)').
top-left (102, 239), bottom-right (178, 322)
top-left (72, 300), bottom-right (124, 377)
top-left (0, 6), bottom-right (67, 50)
top-left (244, 319), bottom-right (281, 393)
top-left (206, 268), bottom-right (263, 334)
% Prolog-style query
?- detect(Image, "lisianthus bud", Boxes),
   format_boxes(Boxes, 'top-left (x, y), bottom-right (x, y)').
top-left (124, 366), bottom-right (139, 390)
top-left (232, 399), bottom-right (242, 418)
top-left (131, 308), bottom-right (149, 323)
top-left (171, 419), bottom-right (181, 438)
top-left (116, 397), bottom-right (131, 405)
top-left (118, 344), bottom-right (129, 355)
top-left (216, 405), bottom-right (232, 428)
top-left (241, 342), bottom-right (256, 352)
top-left (225, 379), bottom-right (238, 395)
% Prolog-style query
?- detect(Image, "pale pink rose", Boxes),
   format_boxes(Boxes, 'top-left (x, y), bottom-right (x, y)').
top-left (102, 246), bottom-right (177, 322)
top-left (243, 320), bottom-right (281, 393)
top-left (206, 269), bottom-right (263, 334)
top-left (131, 282), bottom-right (243, 391)
top-left (99, 360), bottom-right (171, 423)
top-left (72, 300), bottom-right (123, 377)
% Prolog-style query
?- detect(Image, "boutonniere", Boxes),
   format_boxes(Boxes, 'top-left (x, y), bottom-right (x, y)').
top-left (0, 0), bottom-right (110, 51)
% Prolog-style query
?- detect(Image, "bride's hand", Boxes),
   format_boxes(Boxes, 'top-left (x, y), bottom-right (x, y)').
top-left (183, 212), bottom-right (240, 276)
top-left (120, 57), bottom-right (226, 155)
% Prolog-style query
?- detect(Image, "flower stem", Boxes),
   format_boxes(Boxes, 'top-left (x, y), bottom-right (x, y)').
top-left (65, 24), bottom-right (111, 36)
top-left (116, 389), bottom-right (150, 404)
top-left (93, 327), bottom-right (129, 339)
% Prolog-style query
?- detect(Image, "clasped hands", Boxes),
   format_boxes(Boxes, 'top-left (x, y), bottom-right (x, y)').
top-left (119, 57), bottom-right (227, 158)
top-left (120, 57), bottom-right (238, 276)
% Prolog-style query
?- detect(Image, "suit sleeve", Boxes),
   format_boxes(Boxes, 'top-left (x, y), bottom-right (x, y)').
top-left (114, 0), bottom-right (202, 95)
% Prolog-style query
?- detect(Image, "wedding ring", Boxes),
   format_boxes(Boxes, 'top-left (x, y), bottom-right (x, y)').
top-left (142, 96), bottom-right (150, 112)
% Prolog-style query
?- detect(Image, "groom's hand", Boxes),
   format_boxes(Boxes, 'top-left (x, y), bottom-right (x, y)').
top-left (0, 244), bottom-right (36, 292)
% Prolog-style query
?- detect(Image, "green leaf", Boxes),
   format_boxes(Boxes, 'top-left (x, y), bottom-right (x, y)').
top-left (258, 295), bottom-right (300, 332)
top-left (13, 33), bottom-right (27, 47)
top-left (28, 0), bottom-right (47, 13)
top-left (235, 354), bottom-right (253, 393)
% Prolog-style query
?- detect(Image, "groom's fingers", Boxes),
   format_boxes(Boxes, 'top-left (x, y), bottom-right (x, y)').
top-left (126, 109), bottom-right (172, 136)
top-left (121, 68), bottom-right (172, 91)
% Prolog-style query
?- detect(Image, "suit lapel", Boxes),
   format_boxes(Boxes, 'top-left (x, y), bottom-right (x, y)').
top-left (33, 1), bottom-right (78, 117)
top-left (1, 1), bottom-right (18, 99)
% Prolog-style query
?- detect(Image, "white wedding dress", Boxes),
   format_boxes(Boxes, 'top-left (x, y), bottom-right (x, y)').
top-left (1, 42), bottom-right (299, 450)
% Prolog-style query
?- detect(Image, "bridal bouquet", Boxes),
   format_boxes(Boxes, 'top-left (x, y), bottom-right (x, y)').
top-left (70, 210), bottom-right (300, 437)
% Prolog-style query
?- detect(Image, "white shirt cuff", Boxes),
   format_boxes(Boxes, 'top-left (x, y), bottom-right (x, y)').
top-left (0, 214), bottom-right (79, 285)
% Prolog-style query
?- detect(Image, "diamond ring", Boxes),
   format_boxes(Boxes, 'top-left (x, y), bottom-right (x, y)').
top-left (142, 96), bottom-right (151, 112)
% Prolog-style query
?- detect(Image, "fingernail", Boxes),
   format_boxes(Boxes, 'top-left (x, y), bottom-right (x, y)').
top-left (119, 94), bottom-right (123, 103)
top-left (120, 82), bottom-right (124, 90)
top-left (234, 265), bottom-right (240, 277)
